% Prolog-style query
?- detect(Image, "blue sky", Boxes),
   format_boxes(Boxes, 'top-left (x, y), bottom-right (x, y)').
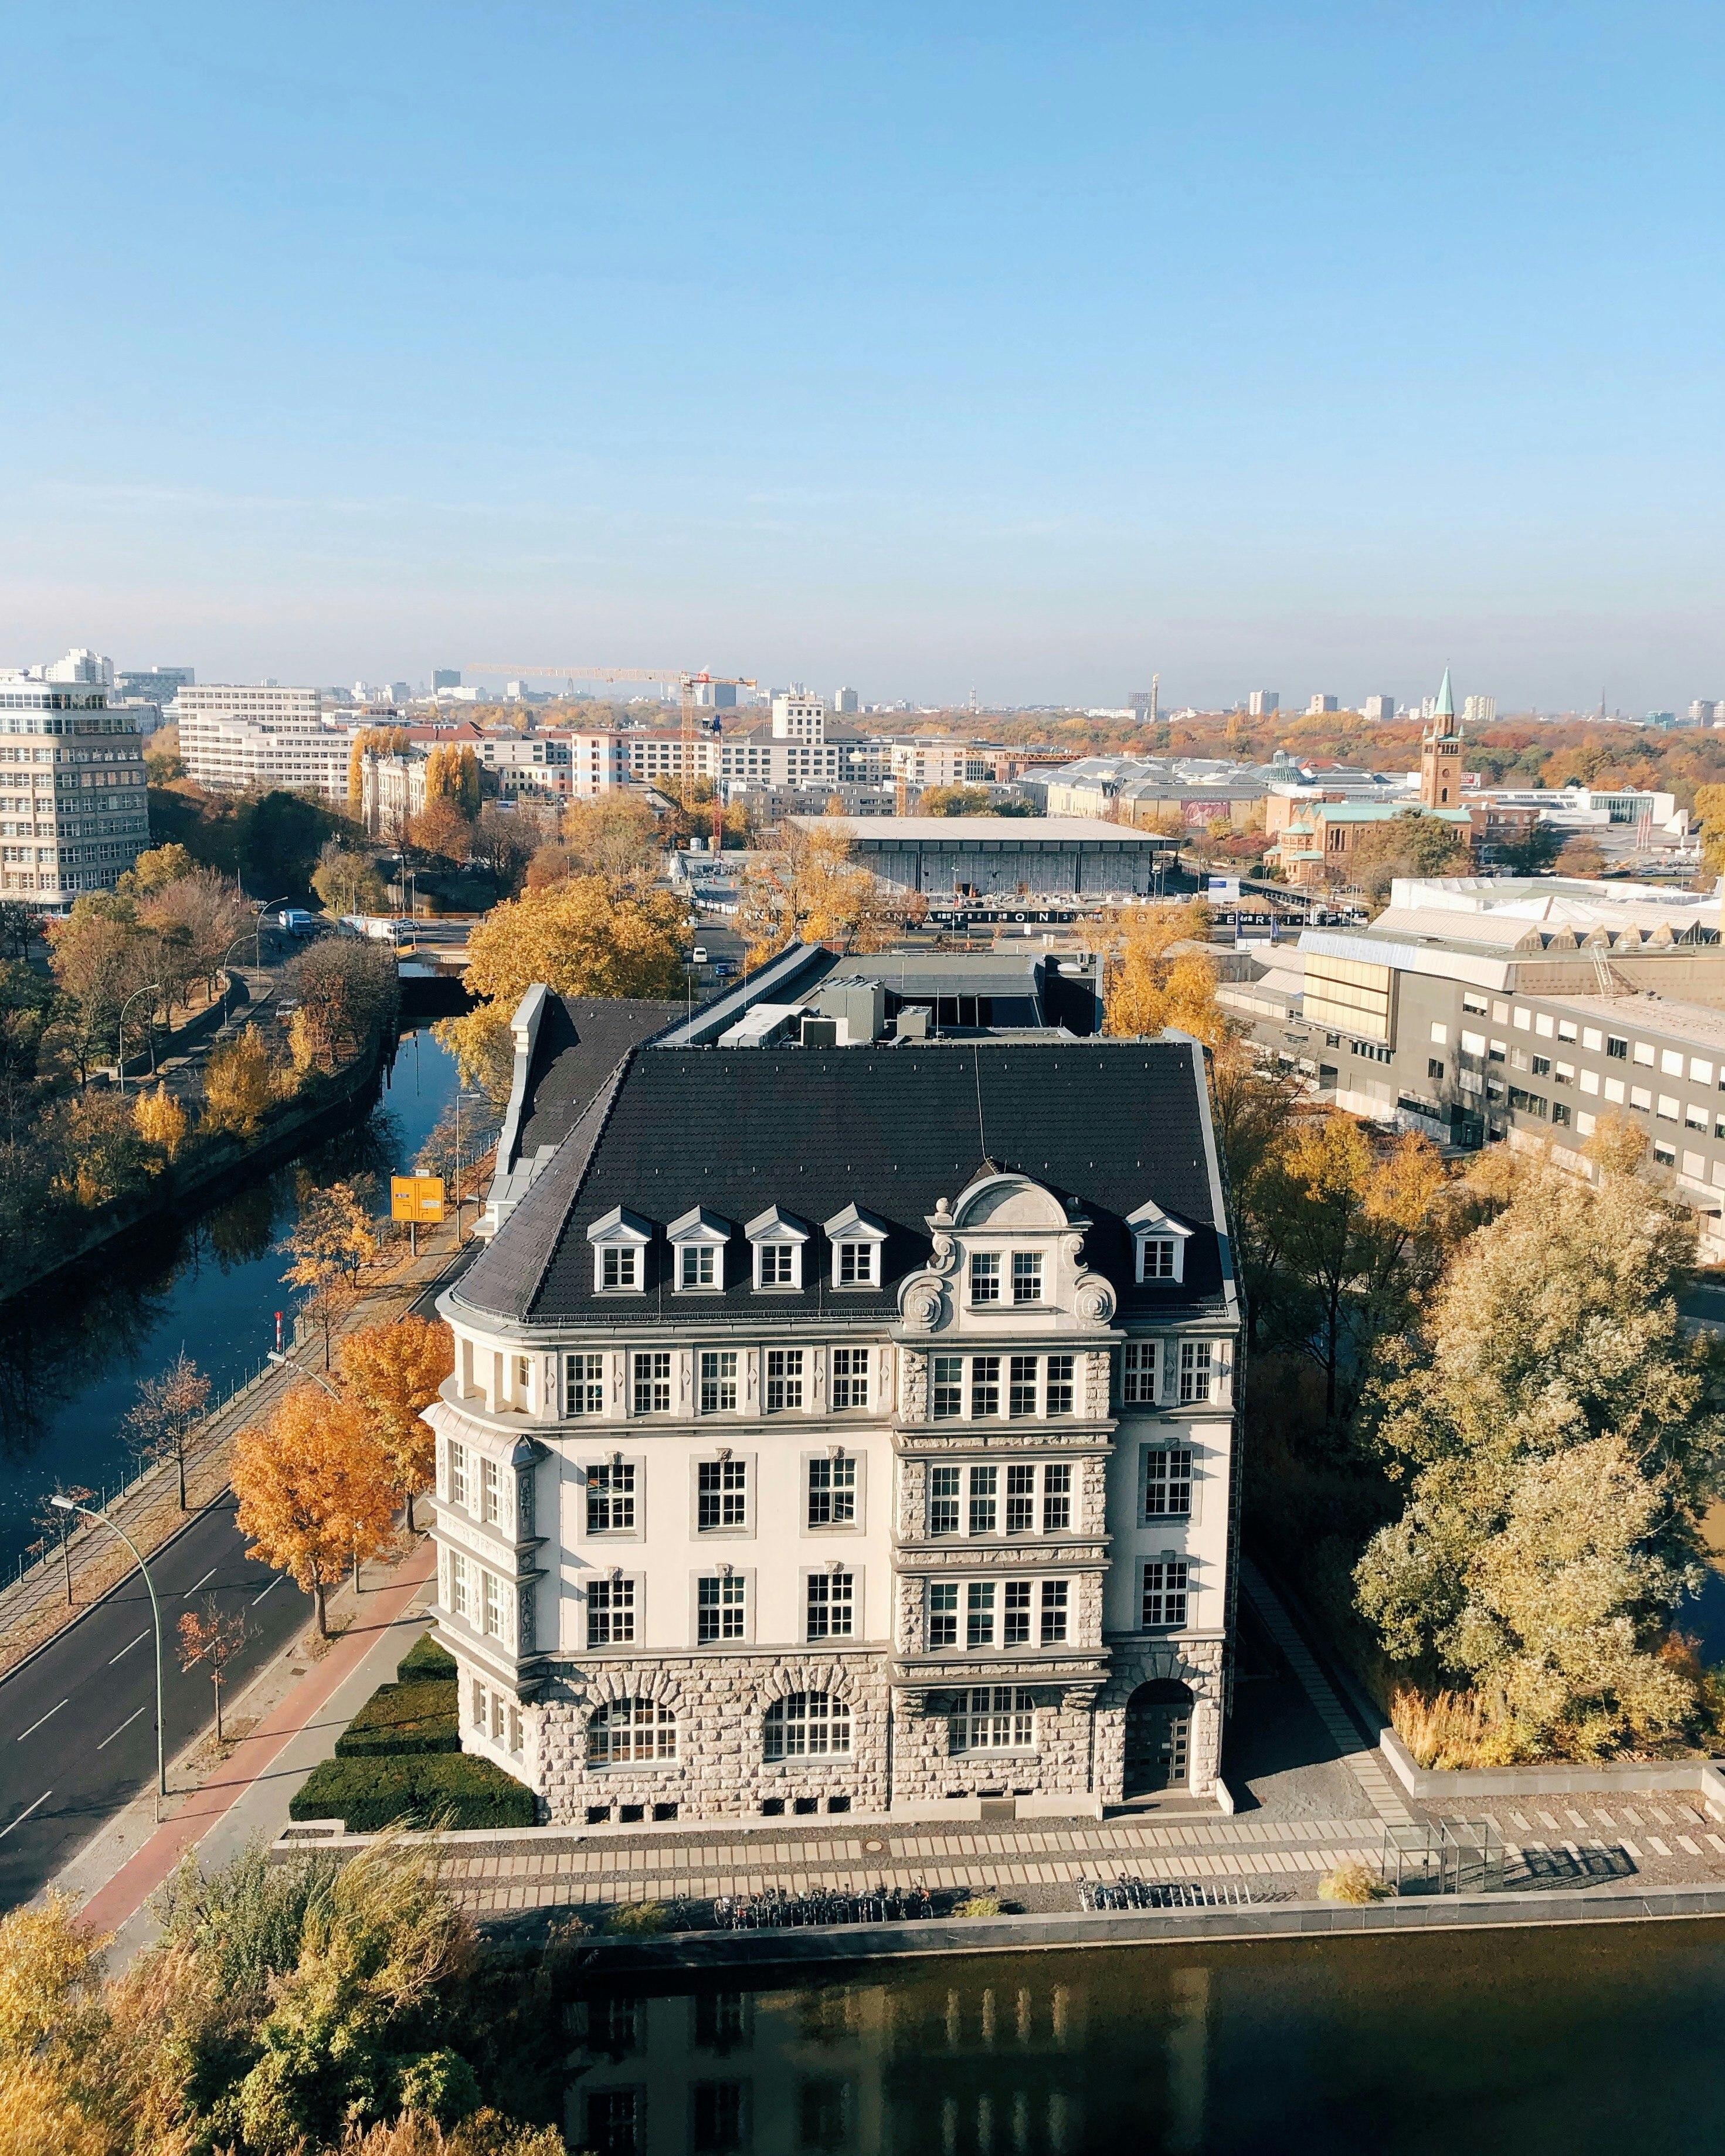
top-left (2, 2), bottom-right (1720, 711)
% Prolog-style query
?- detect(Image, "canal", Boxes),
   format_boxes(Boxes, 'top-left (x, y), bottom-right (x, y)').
top-left (0, 1026), bottom-right (463, 1572)
top-left (563, 1923), bottom-right (1725, 2155)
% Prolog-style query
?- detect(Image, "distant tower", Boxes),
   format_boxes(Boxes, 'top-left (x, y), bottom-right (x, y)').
top-left (1150, 672), bottom-right (1159, 729)
top-left (1419, 666), bottom-right (1463, 809)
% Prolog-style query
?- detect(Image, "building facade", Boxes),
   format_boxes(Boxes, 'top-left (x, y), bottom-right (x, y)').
top-left (423, 1002), bottom-right (1241, 1827)
top-left (0, 683), bottom-right (149, 900)
top-left (175, 687), bottom-right (356, 804)
top-left (806, 816), bottom-right (1175, 900)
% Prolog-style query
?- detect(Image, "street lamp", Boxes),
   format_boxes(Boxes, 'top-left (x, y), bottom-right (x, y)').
top-left (117, 981), bottom-right (162, 1094)
top-left (50, 1495), bottom-right (167, 1813)
top-left (253, 895), bottom-right (291, 966)
top-left (266, 1349), bottom-right (341, 1397)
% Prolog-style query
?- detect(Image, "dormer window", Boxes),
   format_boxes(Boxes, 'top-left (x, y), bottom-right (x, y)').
top-left (668, 1207), bottom-right (730, 1294)
top-left (1126, 1200), bottom-right (1193, 1286)
top-left (587, 1205), bottom-right (653, 1294)
top-left (746, 1206), bottom-right (811, 1292)
top-left (824, 1204), bottom-right (889, 1290)
top-left (970, 1252), bottom-right (1001, 1303)
top-left (1013, 1252), bottom-right (1044, 1303)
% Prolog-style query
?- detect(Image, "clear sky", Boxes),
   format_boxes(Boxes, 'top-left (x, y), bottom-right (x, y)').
top-left (3, 2), bottom-right (1720, 712)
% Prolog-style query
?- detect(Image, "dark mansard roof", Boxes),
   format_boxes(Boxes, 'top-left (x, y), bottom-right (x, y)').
top-left (454, 1037), bottom-right (1234, 1332)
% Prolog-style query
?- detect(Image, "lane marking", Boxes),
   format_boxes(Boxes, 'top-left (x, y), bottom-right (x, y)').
top-left (109, 1631), bottom-right (148, 1665)
top-left (15, 1700), bottom-right (68, 1743)
top-left (186, 1568), bottom-right (218, 1594)
top-left (251, 1576), bottom-right (282, 1605)
top-left (96, 1706), bottom-right (148, 1751)
top-left (0, 1790), bottom-right (52, 1840)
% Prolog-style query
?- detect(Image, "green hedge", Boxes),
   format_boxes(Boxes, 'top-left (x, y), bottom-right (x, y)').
top-left (290, 1752), bottom-right (537, 1832)
top-left (396, 1631), bottom-right (457, 1685)
top-left (334, 1678), bottom-right (460, 1759)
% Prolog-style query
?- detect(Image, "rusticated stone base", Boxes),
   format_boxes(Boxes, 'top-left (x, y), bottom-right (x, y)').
top-left (1093, 1637), bottom-right (1227, 1800)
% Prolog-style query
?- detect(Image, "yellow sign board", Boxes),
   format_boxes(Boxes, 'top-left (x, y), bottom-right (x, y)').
top-left (391, 1175), bottom-right (446, 1223)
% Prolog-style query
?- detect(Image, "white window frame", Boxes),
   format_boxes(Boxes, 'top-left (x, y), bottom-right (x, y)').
top-left (668, 1206), bottom-right (730, 1293)
top-left (949, 1685), bottom-right (1037, 1752)
top-left (586, 1205), bottom-right (651, 1295)
top-left (746, 1206), bottom-right (810, 1291)
top-left (804, 1447), bottom-right (864, 1532)
top-left (824, 1204), bottom-right (888, 1289)
top-left (803, 1564), bottom-right (859, 1641)
top-left (586, 1571), bottom-right (640, 1648)
top-left (1122, 1341), bottom-right (1160, 1405)
top-left (582, 1456), bottom-right (644, 1541)
top-left (1179, 1340), bottom-right (1214, 1404)
top-left (1126, 1201), bottom-right (1193, 1285)
top-left (694, 1567), bottom-right (753, 1645)
top-left (828, 1346), bottom-right (871, 1411)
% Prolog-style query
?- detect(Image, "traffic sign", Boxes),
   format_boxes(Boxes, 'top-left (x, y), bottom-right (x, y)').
top-left (391, 1175), bottom-right (446, 1222)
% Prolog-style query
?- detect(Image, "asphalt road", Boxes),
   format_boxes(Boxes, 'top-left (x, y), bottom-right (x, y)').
top-left (0, 1253), bottom-right (472, 1909)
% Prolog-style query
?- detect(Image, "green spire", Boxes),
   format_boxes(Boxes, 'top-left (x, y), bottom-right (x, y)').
top-left (1435, 666), bottom-right (1455, 721)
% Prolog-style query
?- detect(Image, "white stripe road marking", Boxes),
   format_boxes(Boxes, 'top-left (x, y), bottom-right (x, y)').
top-left (109, 1631), bottom-right (148, 1665)
top-left (0, 1790), bottom-right (52, 1840)
top-left (186, 1568), bottom-right (218, 1593)
top-left (251, 1576), bottom-right (281, 1605)
top-left (15, 1700), bottom-right (68, 1743)
top-left (96, 1706), bottom-right (149, 1751)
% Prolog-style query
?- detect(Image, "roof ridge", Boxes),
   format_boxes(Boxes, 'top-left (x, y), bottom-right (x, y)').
top-left (524, 1049), bottom-right (638, 1318)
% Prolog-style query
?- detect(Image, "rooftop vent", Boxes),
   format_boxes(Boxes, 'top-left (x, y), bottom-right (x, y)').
top-left (893, 1007), bottom-right (932, 1041)
top-left (800, 1016), bottom-right (840, 1049)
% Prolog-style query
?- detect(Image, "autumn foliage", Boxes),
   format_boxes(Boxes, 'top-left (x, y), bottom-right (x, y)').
top-left (337, 1316), bottom-right (454, 1529)
top-left (233, 1386), bottom-right (398, 1635)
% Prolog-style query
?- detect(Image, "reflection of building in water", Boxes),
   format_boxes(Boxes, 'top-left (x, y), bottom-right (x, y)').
top-left (567, 1970), bottom-right (1105, 2156)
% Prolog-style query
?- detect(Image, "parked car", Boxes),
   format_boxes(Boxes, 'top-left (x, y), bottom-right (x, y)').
top-left (692, 945), bottom-right (709, 965)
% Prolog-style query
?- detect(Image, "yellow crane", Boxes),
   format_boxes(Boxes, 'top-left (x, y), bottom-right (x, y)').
top-left (467, 665), bottom-right (757, 835)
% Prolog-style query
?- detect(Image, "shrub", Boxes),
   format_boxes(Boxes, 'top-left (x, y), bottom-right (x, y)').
top-left (1391, 1688), bottom-right (1524, 1771)
top-left (953, 1894), bottom-right (1003, 1917)
top-left (605, 1901), bottom-right (669, 1937)
top-left (1318, 1861), bottom-right (1390, 1905)
top-left (291, 1753), bottom-right (537, 1831)
top-left (337, 1678), bottom-right (460, 1759)
top-left (398, 1631), bottom-right (459, 1684)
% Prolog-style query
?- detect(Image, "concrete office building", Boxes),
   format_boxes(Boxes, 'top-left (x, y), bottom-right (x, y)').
top-left (800, 817), bottom-right (1175, 900)
top-left (1462, 695), bottom-right (1497, 726)
top-left (1306, 694), bottom-right (1340, 715)
top-left (0, 680), bottom-right (148, 901)
top-left (1247, 691), bottom-right (1279, 717)
top-left (176, 703), bottom-right (359, 805)
top-left (833, 687), bottom-right (861, 714)
top-left (1362, 695), bottom-right (1394, 722)
top-left (117, 667), bottom-right (194, 705)
top-left (424, 948), bottom-right (1241, 1824)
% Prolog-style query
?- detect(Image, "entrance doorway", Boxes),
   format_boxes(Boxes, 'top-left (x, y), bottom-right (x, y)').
top-left (1123, 1679), bottom-right (1194, 1795)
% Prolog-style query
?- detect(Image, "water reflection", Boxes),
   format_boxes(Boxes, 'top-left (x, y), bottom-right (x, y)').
top-left (0, 1028), bottom-right (460, 1567)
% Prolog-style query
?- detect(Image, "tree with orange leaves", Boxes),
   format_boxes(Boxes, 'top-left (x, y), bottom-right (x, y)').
top-left (233, 1386), bottom-right (397, 1636)
top-left (335, 1315), bottom-right (454, 1532)
top-left (1102, 899), bottom-right (1228, 1047)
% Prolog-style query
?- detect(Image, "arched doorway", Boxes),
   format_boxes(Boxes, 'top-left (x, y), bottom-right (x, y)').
top-left (1123, 1679), bottom-right (1194, 1795)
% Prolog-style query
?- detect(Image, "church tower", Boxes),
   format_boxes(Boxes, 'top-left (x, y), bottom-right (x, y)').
top-left (1419, 666), bottom-right (1463, 809)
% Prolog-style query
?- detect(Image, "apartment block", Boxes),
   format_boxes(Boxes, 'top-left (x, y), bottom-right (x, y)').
top-left (0, 681), bottom-right (148, 901)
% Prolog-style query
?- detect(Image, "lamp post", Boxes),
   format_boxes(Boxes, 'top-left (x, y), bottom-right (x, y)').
top-left (253, 895), bottom-right (290, 966)
top-left (266, 1349), bottom-right (341, 1396)
top-left (50, 1496), bottom-right (166, 1814)
top-left (452, 1087), bottom-right (485, 1242)
top-left (117, 981), bottom-right (162, 1094)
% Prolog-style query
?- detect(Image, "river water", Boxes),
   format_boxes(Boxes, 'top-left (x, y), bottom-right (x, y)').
top-left (565, 1924), bottom-right (1725, 2155)
top-left (0, 1027), bottom-right (461, 1572)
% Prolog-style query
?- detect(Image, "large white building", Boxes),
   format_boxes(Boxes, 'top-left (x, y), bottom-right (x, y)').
top-left (173, 687), bottom-right (356, 804)
top-left (0, 680), bottom-right (149, 901)
top-left (422, 953), bottom-right (1241, 1826)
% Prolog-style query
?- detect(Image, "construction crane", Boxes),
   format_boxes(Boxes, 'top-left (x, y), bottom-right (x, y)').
top-left (466, 665), bottom-right (757, 844)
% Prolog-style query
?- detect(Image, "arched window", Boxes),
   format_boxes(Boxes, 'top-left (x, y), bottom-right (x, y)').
top-left (588, 1697), bottom-right (677, 1766)
top-left (763, 1690), bottom-right (851, 1761)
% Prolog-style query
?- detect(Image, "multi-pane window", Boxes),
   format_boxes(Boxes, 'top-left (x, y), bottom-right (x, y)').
top-left (766, 1349), bottom-right (804, 1411)
top-left (806, 1569), bottom-right (855, 1639)
top-left (837, 1240), bottom-right (877, 1285)
top-left (1122, 1343), bottom-right (1157, 1404)
top-left (1140, 1238), bottom-right (1176, 1280)
top-left (969, 1251), bottom-right (1000, 1303)
top-left (967, 1581), bottom-right (996, 1647)
top-left (698, 1573), bottom-right (747, 1642)
top-left (508, 1704), bottom-right (523, 1757)
top-left (1013, 1251), bottom-right (1044, 1303)
top-left (601, 1247), bottom-right (638, 1290)
top-left (807, 1453), bottom-right (857, 1527)
top-left (1144, 1446), bottom-right (1193, 1518)
top-left (1143, 1560), bottom-right (1189, 1628)
top-left (830, 1348), bottom-right (869, 1409)
top-left (481, 1457), bottom-right (500, 1525)
top-left (633, 1352), bottom-right (671, 1415)
top-left (588, 1696), bottom-right (677, 1764)
top-left (1008, 1357), bottom-right (1038, 1418)
top-left (588, 1576), bottom-right (636, 1648)
top-left (1006, 1462), bottom-right (1036, 1532)
top-left (470, 1678), bottom-right (484, 1728)
top-left (586, 2087), bottom-right (641, 2155)
top-left (1040, 1580), bottom-right (1068, 1643)
top-left (763, 1689), bottom-right (851, 1759)
top-left (1045, 1354), bottom-right (1074, 1415)
top-left (680, 1244), bottom-right (717, 1289)
top-left (483, 1568), bottom-right (504, 1640)
top-left (700, 1351), bottom-right (738, 1414)
top-left (928, 1580), bottom-right (958, 1647)
top-left (698, 1458), bottom-right (748, 1529)
top-left (932, 1357), bottom-right (964, 1418)
top-left (970, 1357), bottom-right (1000, 1418)
top-left (1003, 1579), bottom-right (1032, 1645)
top-left (950, 1686), bottom-right (1035, 1751)
top-left (968, 1466), bottom-right (997, 1535)
top-left (1179, 1342), bottom-right (1213, 1404)
top-left (586, 1462), bottom-right (636, 1534)
top-left (758, 1243), bottom-right (796, 1287)
top-left (448, 1440), bottom-right (468, 1509)
top-left (565, 1353), bottom-right (605, 1416)
top-left (1042, 1462), bottom-right (1072, 1530)
top-left (928, 1465), bottom-right (960, 1536)
top-left (448, 1549), bottom-right (469, 1618)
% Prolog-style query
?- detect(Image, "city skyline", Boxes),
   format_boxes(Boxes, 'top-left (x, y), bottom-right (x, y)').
top-left (4, 2), bottom-right (1720, 707)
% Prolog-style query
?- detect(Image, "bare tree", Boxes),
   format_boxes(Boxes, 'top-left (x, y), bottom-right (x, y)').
top-left (177, 1596), bottom-right (248, 1741)
top-left (125, 1350), bottom-right (213, 1510)
top-left (32, 1485), bottom-right (95, 1605)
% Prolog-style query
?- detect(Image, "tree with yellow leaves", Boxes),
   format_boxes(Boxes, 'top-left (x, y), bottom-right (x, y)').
top-left (434, 875), bottom-right (688, 1100)
top-left (132, 1082), bottom-right (187, 1163)
top-left (735, 821), bottom-right (897, 969)
top-left (1102, 899), bottom-right (1228, 1046)
top-left (278, 1179), bottom-right (379, 1368)
top-left (335, 1315), bottom-right (454, 1531)
top-left (203, 1024), bottom-right (279, 1136)
top-left (234, 1384), bottom-right (398, 1635)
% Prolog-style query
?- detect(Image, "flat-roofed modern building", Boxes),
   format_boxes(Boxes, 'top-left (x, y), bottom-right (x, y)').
top-left (796, 816), bottom-right (1177, 900)
top-left (0, 680), bottom-right (148, 901)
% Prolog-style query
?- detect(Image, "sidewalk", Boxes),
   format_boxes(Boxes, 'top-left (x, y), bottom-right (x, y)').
top-left (69, 1531), bottom-right (437, 1962)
